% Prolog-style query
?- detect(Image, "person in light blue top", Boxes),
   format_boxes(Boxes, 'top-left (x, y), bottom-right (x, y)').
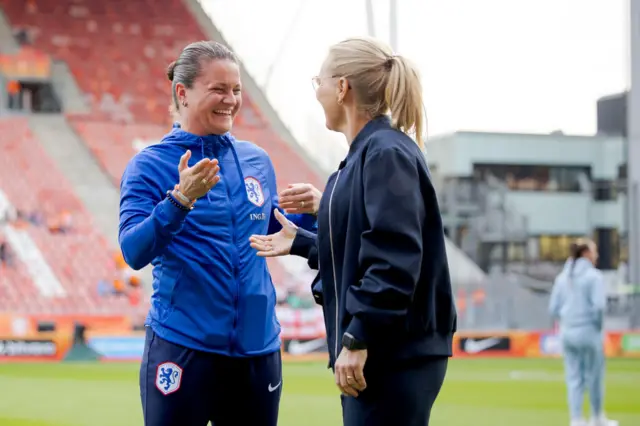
top-left (549, 238), bottom-right (617, 426)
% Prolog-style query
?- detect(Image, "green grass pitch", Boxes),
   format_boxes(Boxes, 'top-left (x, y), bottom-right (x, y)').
top-left (0, 358), bottom-right (638, 425)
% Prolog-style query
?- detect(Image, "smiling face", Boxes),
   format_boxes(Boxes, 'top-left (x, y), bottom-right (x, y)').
top-left (177, 59), bottom-right (242, 135)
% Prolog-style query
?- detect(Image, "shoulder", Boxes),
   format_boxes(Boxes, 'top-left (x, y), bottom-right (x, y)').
top-left (586, 268), bottom-right (604, 282)
top-left (231, 136), bottom-right (274, 167)
top-left (122, 138), bottom-right (182, 185)
top-left (366, 128), bottom-right (423, 158)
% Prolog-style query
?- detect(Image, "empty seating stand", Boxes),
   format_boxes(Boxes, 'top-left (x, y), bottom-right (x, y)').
top-left (0, 118), bottom-right (147, 316)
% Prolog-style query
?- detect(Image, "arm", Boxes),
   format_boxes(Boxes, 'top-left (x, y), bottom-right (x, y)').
top-left (118, 159), bottom-right (190, 270)
top-left (290, 228), bottom-right (319, 270)
top-left (548, 276), bottom-right (563, 319)
top-left (589, 271), bottom-right (607, 328)
top-left (345, 147), bottom-right (425, 345)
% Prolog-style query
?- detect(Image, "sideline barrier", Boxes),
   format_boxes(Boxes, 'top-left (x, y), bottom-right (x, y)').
top-left (0, 312), bottom-right (638, 362)
top-left (0, 331), bottom-right (72, 362)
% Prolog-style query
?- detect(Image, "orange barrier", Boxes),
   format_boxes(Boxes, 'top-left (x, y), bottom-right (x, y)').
top-left (0, 312), bottom-right (638, 362)
top-left (0, 331), bottom-right (72, 362)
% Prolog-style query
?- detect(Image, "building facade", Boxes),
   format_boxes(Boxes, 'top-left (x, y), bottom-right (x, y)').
top-left (426, 131), bottom-right (627, 272)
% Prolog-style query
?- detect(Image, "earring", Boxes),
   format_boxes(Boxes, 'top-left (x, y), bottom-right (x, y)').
top-left (337, 98), bottom-right (343, 105)
top-left (182, 101), bottom-right (188, 107)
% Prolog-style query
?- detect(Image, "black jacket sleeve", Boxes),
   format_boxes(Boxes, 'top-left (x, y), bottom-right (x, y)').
top-left (345, 146), bottom-right (425, 344)
top-left (290, 228), bottom-right (319, 270)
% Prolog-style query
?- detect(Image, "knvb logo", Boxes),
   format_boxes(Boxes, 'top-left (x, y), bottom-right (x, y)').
top-left (155, 362), bottom-right (182, 396)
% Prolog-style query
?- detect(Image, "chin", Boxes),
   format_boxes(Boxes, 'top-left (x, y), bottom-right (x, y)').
top-left (209, 119), bottom-right (233, 135)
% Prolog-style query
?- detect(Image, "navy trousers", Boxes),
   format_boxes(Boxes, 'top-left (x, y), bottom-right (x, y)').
top-left (342, 356), bottom-right (448, 426)
top-left (140, 327), bottom-right (282, 426)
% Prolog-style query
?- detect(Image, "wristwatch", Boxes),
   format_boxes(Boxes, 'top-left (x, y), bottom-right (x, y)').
top-left (342, 332), bottom-right (367, 350)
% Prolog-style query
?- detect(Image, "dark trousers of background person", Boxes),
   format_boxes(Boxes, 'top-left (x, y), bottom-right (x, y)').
top-left (342, 356), bottom-right (448, 426)
top-left (140, 327), bottom-right (282, 426)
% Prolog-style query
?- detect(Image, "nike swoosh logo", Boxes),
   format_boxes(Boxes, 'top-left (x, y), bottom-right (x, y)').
top-left (463, 338), bottom-right (501, 354)
top-left (268, 381), bottom-right (281, 392)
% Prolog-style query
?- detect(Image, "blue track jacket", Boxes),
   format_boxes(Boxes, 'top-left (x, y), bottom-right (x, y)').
top-left (119, 125), bottom-right (316, 356)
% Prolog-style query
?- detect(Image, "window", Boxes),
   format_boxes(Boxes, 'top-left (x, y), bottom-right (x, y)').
top-left (538, 235), bottom-right (579, 262)
top-left (593, 180), bottom-right (617, 201)
top-left (593, 228), bottom-right (620, 270)
top-left (473, 164), bottom-right (592, 193)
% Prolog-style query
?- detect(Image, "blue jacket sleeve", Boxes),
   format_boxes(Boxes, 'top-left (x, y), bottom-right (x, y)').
top-left (264, 152), bottom-right (317, 234)
top-left (118, 158), bottom-right (190, 270)
top-left (345, 147), bottom-right (425, 345)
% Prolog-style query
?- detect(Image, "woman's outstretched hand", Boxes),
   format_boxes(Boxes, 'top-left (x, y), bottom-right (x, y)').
top-left (249, 209), bottom-right (297, 257)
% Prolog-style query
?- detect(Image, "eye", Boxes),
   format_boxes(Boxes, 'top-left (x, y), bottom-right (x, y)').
top-left (233, 88), bottom-right (241, 94)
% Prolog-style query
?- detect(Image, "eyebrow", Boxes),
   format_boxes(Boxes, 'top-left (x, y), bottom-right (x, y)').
top-left (208, 82), bottom-right (241, 89)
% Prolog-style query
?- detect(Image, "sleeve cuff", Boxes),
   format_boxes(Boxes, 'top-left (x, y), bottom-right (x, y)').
top-left (290, 228), bottom-right (317, 258)
top-left (155, 196), bottom-right (190, 233)
top-left (345, 317), bottom-right (372, 346)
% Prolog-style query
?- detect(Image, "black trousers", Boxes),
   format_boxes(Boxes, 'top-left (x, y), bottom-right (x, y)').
top-left (140, 328), bottom-right (282, 426)
top-left (342, 356), bottom-right (448, 426)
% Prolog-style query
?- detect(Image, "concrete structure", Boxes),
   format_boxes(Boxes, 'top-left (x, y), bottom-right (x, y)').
top-left (426, 131), bottom-right (626, 272)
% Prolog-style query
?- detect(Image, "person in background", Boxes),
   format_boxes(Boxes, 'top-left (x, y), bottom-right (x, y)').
top-left (118, 40), bottom-right (320, 426)
top-left (250, 36), bottom-right (456, 426)
top-left (549, 238), bottom-right (618, 426)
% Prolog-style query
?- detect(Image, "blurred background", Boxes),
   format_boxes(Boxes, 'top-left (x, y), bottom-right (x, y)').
top-left (0, 0), bottom-right (638, 425)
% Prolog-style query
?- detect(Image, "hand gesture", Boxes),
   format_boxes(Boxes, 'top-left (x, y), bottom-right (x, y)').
top-left (279, 183), bottom-right (322, 215)
top-left (178, 150), bottom-right (220, 201)
top-left (249, 209), bottom-right (297, 257)
top-left (335, 347), bottom-right (368, 397)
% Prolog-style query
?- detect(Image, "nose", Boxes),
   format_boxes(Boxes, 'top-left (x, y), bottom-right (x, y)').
top-left (221, 92), bottom-right (236, 106)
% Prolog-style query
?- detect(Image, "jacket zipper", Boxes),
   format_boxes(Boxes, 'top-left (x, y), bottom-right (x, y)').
top-left (328, 170), bottom-right (342, 360)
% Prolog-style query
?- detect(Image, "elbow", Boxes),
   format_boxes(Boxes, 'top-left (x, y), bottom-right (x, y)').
top-left (119, 234), bottom-right (148, 271)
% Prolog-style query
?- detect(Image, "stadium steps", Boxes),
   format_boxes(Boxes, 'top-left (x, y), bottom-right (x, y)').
top-left (0, 8), bottom-right (18, 53)
top-left (50, 61), bottom-right (91, 115)
top-left (27, 114), bottom-right (120, 247)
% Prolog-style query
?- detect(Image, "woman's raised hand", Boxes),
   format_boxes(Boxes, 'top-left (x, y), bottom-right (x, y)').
top-left (249, 209), bottom-right (298, 257)
top-left (177, 150), bottom-right (220, 201)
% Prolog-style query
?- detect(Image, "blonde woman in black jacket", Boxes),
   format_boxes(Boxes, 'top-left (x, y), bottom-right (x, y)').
top-left (250, 36), bottom-right (456, 426)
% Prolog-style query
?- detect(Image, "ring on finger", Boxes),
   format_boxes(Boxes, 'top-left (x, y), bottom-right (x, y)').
top-left (301, 200), bottom-right (305, 208)
top-left (201, 178), bottom-right (208, 186)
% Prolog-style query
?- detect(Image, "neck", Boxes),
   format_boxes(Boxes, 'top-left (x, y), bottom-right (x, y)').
top-left (179, 115), bottom-right (208, 136)
top-left (341, 110), bottom-right (371, 145)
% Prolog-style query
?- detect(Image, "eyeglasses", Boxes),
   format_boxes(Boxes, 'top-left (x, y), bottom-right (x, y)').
top-left (311, 74), bottom-right (342, 91)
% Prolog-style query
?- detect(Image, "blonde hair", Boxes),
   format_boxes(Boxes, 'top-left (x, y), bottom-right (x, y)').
top-left (326, 36), bottom-right (426, 148)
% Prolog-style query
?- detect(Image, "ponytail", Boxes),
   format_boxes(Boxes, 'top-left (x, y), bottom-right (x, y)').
top-left (385, 56), bottom-right (426, 149)
top-left (326, 37), bottom-right (426, 148)
top-left (568, 238), bottom-right (592, 278)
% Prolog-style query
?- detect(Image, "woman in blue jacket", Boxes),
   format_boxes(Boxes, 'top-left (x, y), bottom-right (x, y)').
top-left (251, 36), bottom-right (457, 426)
top-left (118, 40), bottom-right (319, 426)
top-left (549, 239), bottom-right (617, 426)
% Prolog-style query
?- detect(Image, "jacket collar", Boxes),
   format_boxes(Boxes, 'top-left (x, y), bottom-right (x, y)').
top-left (345, 115), bottom-right (392, 163)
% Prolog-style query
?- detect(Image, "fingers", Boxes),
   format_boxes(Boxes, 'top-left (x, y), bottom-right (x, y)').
top-left (203, 164), bottom-right (220, 184)
top-left (335, 368), bottom-right (359, 397)
top-left (279, 184), bottom-right (310, 197)
top-left (273, 209), bottom-right (292, 228)
top-left (249, 235), bottom-right (280, 257)
top-left (279, 193), bottom-right (313, 204)
top-left (191, 157), bottom-right (215, 174)
top-left (352, 366), bottom-right (367, 391)
top-left (178, 150), bottom-right (191, 172)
